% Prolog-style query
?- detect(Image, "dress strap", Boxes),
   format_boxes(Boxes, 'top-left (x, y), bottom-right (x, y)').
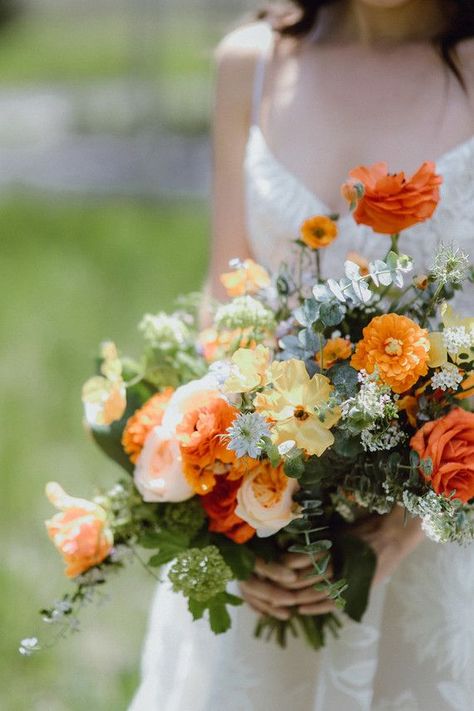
top-left (250, 24), bottom-right (275, 127)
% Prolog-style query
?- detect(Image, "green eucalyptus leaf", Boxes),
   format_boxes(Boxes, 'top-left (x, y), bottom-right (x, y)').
top-left (319, 302), bottom-right (344, 327)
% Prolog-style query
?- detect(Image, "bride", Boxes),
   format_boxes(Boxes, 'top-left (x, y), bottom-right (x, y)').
top-left (130, 1), bottom-right (474, 709)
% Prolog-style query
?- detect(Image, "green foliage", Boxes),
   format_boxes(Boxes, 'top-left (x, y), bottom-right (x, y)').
top-left (327, 362), bottom-right (359, 398)
top-left (332, 534), bottom-right (377, 622)
top-left (188, 591), bottom-right (243, 635)
top-left (146, 530), bottom-right (190, 567)
top-left (168, 546), bottom-right (232, 602)
top-left (163, 498), bottom-right (206, 538)
top-left (213, 536), bottom-right (256, 581)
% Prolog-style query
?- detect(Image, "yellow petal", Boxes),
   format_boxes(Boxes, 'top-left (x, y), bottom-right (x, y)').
top-left (428, 332), bottom-right (447, 368)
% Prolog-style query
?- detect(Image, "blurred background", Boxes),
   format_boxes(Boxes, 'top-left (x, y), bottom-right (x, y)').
top-left (0, 1), bottom-right (255, 708)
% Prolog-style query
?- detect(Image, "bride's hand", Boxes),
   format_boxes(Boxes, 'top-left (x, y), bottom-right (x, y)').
top-left (349, 505), bottom-right (425, 586)
top-left (239, 553), bottom-right (336, 620)
top-left (239, 506), bottom-right (425, 620)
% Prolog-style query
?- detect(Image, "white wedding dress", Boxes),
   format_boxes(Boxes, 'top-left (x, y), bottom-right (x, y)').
top-left (130, 27), bottom-right (474, 711)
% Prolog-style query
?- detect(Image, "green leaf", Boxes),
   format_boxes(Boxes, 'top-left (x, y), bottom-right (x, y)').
top-left (262, 437), bottom-right (281, 467)
top-left (284, 451), bottom-right (306, 479)
top-left (294, 298), bottom-right (320, 327)
top-left (327, 362), bottom-right (359, 398)
top-left (189, 591), bottom-right (243, 635)
top-left (332, 430), bottom-right (363, 459)
top-left (333, 533), bottom-right (376, 622)
top-left (147, 529), bottom-right (190, 567)
top-left (319, 302), bottom-right (344, 327)
top-left (213, 536), bottom-right (256, 580)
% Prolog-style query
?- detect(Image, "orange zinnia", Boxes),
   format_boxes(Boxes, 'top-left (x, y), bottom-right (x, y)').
top-left (201, 474), bottom-right (255, 544)
top-left (300, 215), bottom-right (338, 249)
top-left (177, 396), bottom-right (238, 494)
top-left (122, 388), bottom-right (174, 463)
top-left (315, 337), bottom-right (352, 369)
top-left (342, 161), bottom-right (442, 234)
top-left (351, 313), bottom-right (430, 394)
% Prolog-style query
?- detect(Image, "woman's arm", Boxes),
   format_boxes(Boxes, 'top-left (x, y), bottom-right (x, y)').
top-left (207, 24), bottom-right (268, 304)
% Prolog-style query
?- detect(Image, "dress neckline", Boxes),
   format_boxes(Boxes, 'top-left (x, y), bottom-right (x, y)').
top-left (247, 124), bottom-right (474, 222)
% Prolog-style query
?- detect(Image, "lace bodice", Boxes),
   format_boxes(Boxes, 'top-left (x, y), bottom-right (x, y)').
top-left (245, 125), bottom-right (474, 311)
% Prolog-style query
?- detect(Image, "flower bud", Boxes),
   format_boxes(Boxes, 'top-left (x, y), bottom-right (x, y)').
top-left (341, 180), bottom-right (364, 210)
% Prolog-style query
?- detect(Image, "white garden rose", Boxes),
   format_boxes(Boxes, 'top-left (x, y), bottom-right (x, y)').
top-left (235, 462), bottom-right (300, 537)
top-left (134, 426), bottom-right (193, 503)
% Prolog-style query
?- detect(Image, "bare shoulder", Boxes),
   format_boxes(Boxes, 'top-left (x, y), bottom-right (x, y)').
top-left (215, 21), bottom-right (272, 66)
top-left (213, 21), bottom-right (272, 118)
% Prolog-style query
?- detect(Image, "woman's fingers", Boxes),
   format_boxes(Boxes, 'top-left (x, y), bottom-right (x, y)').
top-left (240, 577), bottom-right (297, 607)
top-left (279, 552), bottom-right (313, 569)
top-left (239, 587), bottom-right (290, 621)
top-left (254, 557), bottom-right (298, 585)
top-left (298, 600), bottom-right (337, 615)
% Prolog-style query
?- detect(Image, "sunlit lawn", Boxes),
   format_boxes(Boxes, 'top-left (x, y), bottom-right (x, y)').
top-left (0, 10), bottom-right (218, 84)
top-left (0, 194), bottom-right (209, 710)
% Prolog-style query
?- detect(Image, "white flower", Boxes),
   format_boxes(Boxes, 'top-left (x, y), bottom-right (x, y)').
top-left (139, 312), bottom-right (190, 351)
top-left (134, 426), bottom-right (194, 503)
top-left (236, 467), bottom-right (300, 537)
top-left (361, 423), bottom-right (405, 452)
top-left (19, 637), bottom-right (40, 656)
top-left (226, 412), bottom-right (271, 459)
top-left (431, 363), bottom-right (463, 391)
top-left (431, 242), bottom-right (470, 285)
top-left (214, 296), bottom-right (275, 332)
top-left (442, 326), bottom-right (473, 356)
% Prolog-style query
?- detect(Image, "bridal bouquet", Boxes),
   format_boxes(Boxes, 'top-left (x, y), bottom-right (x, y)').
top-left (22, 161), bottom-right (474, 656)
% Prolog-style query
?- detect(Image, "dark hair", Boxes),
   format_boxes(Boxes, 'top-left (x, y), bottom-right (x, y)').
top-left (259, 1), bottom-right (474, 89)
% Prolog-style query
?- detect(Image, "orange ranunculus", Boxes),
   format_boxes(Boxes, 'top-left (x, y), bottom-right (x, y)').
top-left (315, 337), bottom-right (352, 369)
top-left (220, 259), bottom-right (271, 297)
top-left (300, 215), bottom-right (338, 249)
top-left (343, 161), bottom-right (442, 234)
top-left (351, 313), bottom-right (430, 394)
top-left (45, 483), bottom-right (113, 578)
top-left (122, 388), bottom-right (174, 463)
top-left (410, 408), bottom-right (474, 503)
top-left (177, 396), bottom-right (238, 495)
top-left (201, 474), bottom-right (255, 543)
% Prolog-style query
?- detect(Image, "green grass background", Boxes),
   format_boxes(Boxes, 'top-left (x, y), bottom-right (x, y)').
top-left (0, 195), bottom-right (209, 709)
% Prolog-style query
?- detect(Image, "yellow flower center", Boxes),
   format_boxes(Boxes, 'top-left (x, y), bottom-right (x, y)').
top-left (384, 337), bottom-right (403, 356)
top-left (294, 406), bottom-right (310, 421)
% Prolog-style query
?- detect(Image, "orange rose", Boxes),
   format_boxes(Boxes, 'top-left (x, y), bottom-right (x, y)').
top-left (344, 161), bottom-right (442, 234)
top-left (315, 337), bottom-right (352, 369)
top-left (45, 483), bottom-right (113, 578)
top-left (351, 313), bottom-right (430, 393)
top-left (410, 408), bottom-right (474, 503)
top-left (220, 259), bottom-right (271, 297)
top-left (122, 388), bottom-right (174, 463)
top-left (300, 215), bottom-right (338, 249)
top-left (201, 474), bottom-right (255, 544)
top-left (177, 396), bottom-right (238, 494)
top-left (198, 328), bottom-right (256, 363)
